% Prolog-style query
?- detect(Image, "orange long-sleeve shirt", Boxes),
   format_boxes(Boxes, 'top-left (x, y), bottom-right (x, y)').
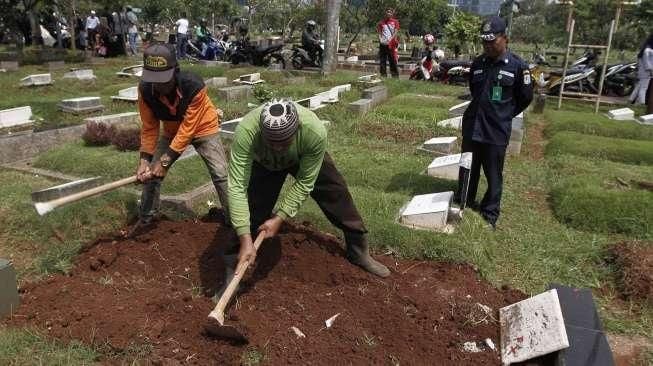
top-left (138, 86), bottom-right (219, 160)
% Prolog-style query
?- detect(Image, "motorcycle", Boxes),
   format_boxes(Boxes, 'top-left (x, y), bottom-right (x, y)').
top-left (291, 42), bottom-right (323, 69)
top-left (410, 49), bottom-right (444, 81)
top-left (433, 59), bottom-right (471, 85)
top-left (187, 35), bottom-right (229, 61)
top-left (596, 62), bottom-right (637, 97)
top-left (229, 38), bottom-right (285, 68)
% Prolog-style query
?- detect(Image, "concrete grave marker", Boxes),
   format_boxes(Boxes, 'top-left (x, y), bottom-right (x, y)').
top-left (348, 99), bottom-right (372, 115)
top-left (0, 106), bottom-right (33, 133)
top-left (399, 191), bottom-right (454, 230)
top-left (116, 64), bottom-right (143, 77)
top-left (20, 73), bottom-right (53, 87)
top-left (332, 84), bottom-right (352, 94)
top-left (217, 85), bottom-right (252, 101)
top-left (421, 136), bottom-right (457, 155)
top-left (362, 85), bottom-right (388, 104)
top-left (84, 112), bottom-right (139, 126)
top-left (111, 86), bottom-right (138, 102)
top-left (500, 289), bottom-right (569, 364)
top-left (316, 88), bottom-right (339, 104)
top-left (637, 114), bottom-right (653, 125)
top-left (0, 61), bottom-right (19, 71)
top-left (346, 55), bottom-right (359, 62)
top-left (219, 118), bottom-right (242, 139)
top-left (438, 116), bottom-right (463, 130)
top-left (204, 77), bottom-right (228, 88)
top-left (427, 152), bottom-right (472, 181)
top-left (297, 95), bottom-right (325, 110)
top-left (607, 108), bottom-right (635, 121)
top-left (58, 96), bottom-right (104, 114)
top-left (512, 112), bottom-right (525, 130)
top-left (0, 259), bottom-right (19, 318)
top-left (63, 68), bottom-right (96, 80)
top-left (235, 73), bottom-right (264, 85)
top-left (448, 101), bottom-right (470, 117)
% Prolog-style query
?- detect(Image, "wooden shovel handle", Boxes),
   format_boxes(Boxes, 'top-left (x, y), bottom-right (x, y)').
top-left (41, 175), bottom-right (138, 211)
top-left (212, 231), bottom-right (267, 317)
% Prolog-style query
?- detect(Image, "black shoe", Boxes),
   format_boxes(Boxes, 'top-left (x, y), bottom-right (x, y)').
top-left (125, 218), bottom-right (155, 238)
top-left (345, 233), bottom-right (390, 278)
top-left (481, 214), bottom-right (497, 231)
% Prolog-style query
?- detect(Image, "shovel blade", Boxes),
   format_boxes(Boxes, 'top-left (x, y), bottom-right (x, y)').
top-left (204, 317), bottom-right (248, 343)
top-left (31, 177), bottom-right (101, 203)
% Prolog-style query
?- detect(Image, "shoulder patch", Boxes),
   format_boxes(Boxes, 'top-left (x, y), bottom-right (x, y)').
top-left (523, 70), bottom-right (531, 85)
top-left (473, 69), bottom-right (483, 75)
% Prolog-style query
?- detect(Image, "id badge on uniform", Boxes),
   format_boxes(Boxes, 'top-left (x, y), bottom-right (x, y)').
top-left (491, 85), bottom-right (502, 101)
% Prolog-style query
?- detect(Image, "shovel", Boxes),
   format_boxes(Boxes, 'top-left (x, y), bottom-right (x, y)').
top-left (31, 176), bottom-right (138, 215)
top-left (205, 230), bottom-right (267, 341)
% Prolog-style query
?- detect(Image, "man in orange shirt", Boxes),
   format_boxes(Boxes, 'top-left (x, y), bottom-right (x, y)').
top-left (131, 44), bottom-right (229, 234)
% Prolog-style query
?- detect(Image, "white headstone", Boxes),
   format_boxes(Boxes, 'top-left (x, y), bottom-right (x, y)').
top-left (399, 192), bottom-right (453, 230)
top-left (111, 87), bottom-right (138, 102)
top-left (219, 118), bottom-right (242, 139)
top-left (637, 114), bottom-right (653, 125)
top-left (316, 88), bottom-right (339, 104)
top-left (607, 108), bottom-right (635, 121)
top-left (239, 73), bottom-right (261, 83)
top-left (20, 73), bottom-right (52, 87)
top-left (438, 116), bottom-right (463, 130)
top-left (422, 136), bottom-right (457, 154)
top-left (297, 96), bottom-right (324, 110)
top-left (333, 84), bottom-right (352, 94)
top-left (448, 101), bottom-right (470, 117)
top-left (59, 96), bottom-right (104, 113)
top-left (500, 289), bottom-right (569, 364)
top-left (204, 77), bottom-right (228, 88)
top-left (346, 56), bottom-right (359, 62)
top-left (63, 69), bottom-right (95, 80)
top-left (84, 112), bottom-right (139, 126)
top-left (0, 106), bottom-right (32, 129)
top-left (116, 64), bottom-right (143, 77)
top-left (358, 74), bottom-right (377, 81)
top-left (426, 152), bottom-right (472, 180)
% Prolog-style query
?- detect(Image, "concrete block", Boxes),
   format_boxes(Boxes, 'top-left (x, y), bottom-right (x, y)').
top-left (333, 84), bottom-right (352, 94)
top-left (438, 116), bottom-right (462, 130)
top-left (47, 60), bottom-right (65, 70)
top-left (607, 108), bottom-right (635, 121)
top-left (510, 128), bottom-right (524, 142)
top-left (637, 114), bottom-right (653, 125)
top-left (421, 136), bottom-right (457, 155)
top-left (362, 85), bottom-right (388, 105)
top-left (358, 79), bottom-right (383, 87)
top-left (111, 86), bottom-right (138, 102)
top-left (20, 73), bottom-right (53, 87)
top-left (427, 153), bottom-right (472, 181)
top-left (500, 289), bottom-right (569, 364)
top-left (316, 88), bottom-right (339, 104)
top-left (0, 259), bottom-right (19, 318)
top-left (448, 101), bottom-right (470, 117)
top-left (399, 191), bottom-right (453, 230)
top-left (219, 118), bottom-right (242, 139)
top-left (238, 73), bottom-right (261, 83)
top-left (217, 85), bottom-right (252, 101)
top-left (349, 99), bottom-right (372, 115)
top-left (204, 77), bottom-right (228, 88)
top-left (58, 96), bottom-right (104, 114)
top-left (0, 61), bottom-right (19, 71)
top-left (297, 96), bottom-right (324, 110)
top-left (512, 112), bottom-right (525, 130)
top-left (269, 63), bottom-right (283, 72)
top-left (507, 141), bottom-right (522, 156)
top-left (84, 112), bottom-right (139, 127)
top-left (358, 74), bottom-right (377, 81)
top-left (346, 56), bottom-right (359, 62)
top-left (0, 106), bottom-right (32, 129)
top-left (63, 69), bottom-right (95, 80)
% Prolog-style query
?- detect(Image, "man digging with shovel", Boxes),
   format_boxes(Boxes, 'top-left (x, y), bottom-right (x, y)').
top-left (222, 99), bottom-right (390, 289)
top-left (130, 44), bottom-right (230, 236)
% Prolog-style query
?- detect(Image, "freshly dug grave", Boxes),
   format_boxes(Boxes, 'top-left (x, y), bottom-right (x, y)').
top-left (608, 241), bottom-right (653, 304)
top-left (5, 219), bottom-right (524, 365)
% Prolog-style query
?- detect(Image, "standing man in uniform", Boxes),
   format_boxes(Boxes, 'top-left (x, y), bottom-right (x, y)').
top-left (131, 44), bottom-right (230, 234)
top-left (225, 99), bottom-right (390, 287)
top-left (377, 8), bottom-right (400, 78)
top-left (458, 16), bottom-right (533, 229)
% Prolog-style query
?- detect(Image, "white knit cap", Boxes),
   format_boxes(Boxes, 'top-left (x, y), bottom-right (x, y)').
top-left (259, 99), bottom-right (299, 143)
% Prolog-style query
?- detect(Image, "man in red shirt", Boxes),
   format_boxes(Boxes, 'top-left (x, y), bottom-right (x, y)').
top-left (377, 8), bottom-right (400, 78)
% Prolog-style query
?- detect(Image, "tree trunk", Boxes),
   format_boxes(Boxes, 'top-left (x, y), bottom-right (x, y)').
top-left (27, 9), bottom-right (41, 46)
top-left (322, 0), bottom-right (341, 74)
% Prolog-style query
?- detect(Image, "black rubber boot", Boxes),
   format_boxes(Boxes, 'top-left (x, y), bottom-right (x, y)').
top-left (344, 232), bottom-right (390, 278)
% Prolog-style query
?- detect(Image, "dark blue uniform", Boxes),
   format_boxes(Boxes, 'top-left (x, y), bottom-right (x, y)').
top-left (458, 51), bottom-right (533, 226)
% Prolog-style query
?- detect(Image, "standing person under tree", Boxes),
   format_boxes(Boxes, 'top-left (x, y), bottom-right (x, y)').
top-left (377, 8), bottom-right (400, 78)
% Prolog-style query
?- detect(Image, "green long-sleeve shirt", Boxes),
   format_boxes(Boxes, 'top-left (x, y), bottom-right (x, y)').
top-left (228, 104), bottom-right (327, 236)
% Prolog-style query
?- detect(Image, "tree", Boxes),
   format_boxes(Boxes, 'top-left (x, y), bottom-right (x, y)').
top-left (443, 10), bottom-right (480, 58)
top-left (322, 0), bottom-right (341, 74)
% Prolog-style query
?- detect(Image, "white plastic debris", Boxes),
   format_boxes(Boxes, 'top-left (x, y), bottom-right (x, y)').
top-left (206, 200), bottom-right (215, 207)
top-left (325, 313), bottom-right (341, 329)
top-left (477, 303), bottom-right (492, 315)
top-left (462, 341), bottom-right (482, 353)
top-left (291, 326), bottom-right (306, 338)
top-left (485, 338), bottom-right (496, 351)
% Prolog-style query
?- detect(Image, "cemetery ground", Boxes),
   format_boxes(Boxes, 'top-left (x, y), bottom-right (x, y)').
top-left (0, 58), bottom-right (651, 364)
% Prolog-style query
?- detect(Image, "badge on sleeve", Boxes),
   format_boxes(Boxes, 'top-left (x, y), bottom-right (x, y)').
top-left (523, 70), bottom-right (531, 85)
top-left (492, 86), bottom-right (502, 101)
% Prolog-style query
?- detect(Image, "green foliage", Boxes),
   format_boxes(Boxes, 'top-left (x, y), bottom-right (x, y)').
top-left (253, 84), bottom-right (276, 103)
top-left (544, 110), bottom-right (653, 141)
top-left (546, 131), bottom-right (653, 165)
top-left (444, 11), bottom-right (481, 56)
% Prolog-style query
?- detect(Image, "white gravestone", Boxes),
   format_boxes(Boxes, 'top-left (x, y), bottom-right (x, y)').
top-left (438, 116), bottom-right (462, 130)
top-left (235, 73), bottom-right (263, 85)
top-left (116, 64), bottom-right (143, 77)
top-left (0, 106), bottom-right (33, 131)
top-left (204, 77), bottom-right (228, 88)
top-left (63, 69), bottom-right (96, 80)
top-left (219, 118), bottom-right (242, 139)
top-left (111, 86), bottom-right (138, 102)
top-left (637, 114), bottom-right (653, 125)
top-left (421, 136), bottom-right (457, 155)
top-left (427, 152), bottom-right (472, 181)
top-left (500, 289), bottom-right (569, 364)
top-left (58, 97), bottom-right (104, 113)
top-left (20, 73), bottom-right (52, 87)
top-left (448, 101), bottom-right (470, 117)
top-left (607, 108), bottom-right (635, 121)
top-left (399, 191), bottom-right (453, 230)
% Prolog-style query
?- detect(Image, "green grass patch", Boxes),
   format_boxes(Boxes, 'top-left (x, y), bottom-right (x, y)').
top-left (544, 109), bottom-right (653, 141)
top-left (0, 327), bottom-right (98, 365)
top-left (546, 131), bottom-right (653, 165)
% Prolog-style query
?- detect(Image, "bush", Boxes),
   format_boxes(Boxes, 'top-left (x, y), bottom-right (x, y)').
top-left (253, 84), bottom-right (276, 103)
top-left (550, 178), bottom-right (653, 239)
top-left (545, 110), bottom-right (653, 141)
top-left (82, 122), bottom-right (115, 146)
top-left (110, 128), bottom-right (141, 151)
top-left (546, 132), bottom-right (653, 165)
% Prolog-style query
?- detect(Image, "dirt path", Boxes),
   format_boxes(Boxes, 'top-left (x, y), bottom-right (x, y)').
top-left (4, 219), bottom-right (524, 365)
top-left (524, 114), bottom-right (547, 161)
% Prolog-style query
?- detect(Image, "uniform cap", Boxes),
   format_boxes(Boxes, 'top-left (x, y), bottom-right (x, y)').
top-left (480, 16), bottom-right (506, 41)
top-left (142, 44), bottom-right (177, 83)
top-left (259, 99), bottom-right (299, 143)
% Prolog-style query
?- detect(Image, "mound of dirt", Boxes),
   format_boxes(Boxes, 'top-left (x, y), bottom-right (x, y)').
top-left (608, 241), bottom-right (653, 304)
top-left (5, 219), bottom-right (524, 365)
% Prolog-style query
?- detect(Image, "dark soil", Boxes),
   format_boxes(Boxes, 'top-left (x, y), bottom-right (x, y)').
top-left (5, 219), bottom-right (524, 365)
top-left (608, 241), bottom-right (653, 304)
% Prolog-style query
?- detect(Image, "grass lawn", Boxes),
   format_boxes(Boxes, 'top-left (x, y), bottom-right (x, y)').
top-left (546, 131), bottom-right (653, 165)
top-left (1, 61), bottom-right (652, 362)
top-left (544, 109), bottom-right (653, 141)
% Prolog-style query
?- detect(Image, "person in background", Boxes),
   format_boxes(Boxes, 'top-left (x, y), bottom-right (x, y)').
top-left (175, 12), bottom-right (189, 60)
top-left (377, 8), bottom-right (400, 78)
top-left (301, 20), bottom-right (322, 66)
top-left (630, 33), bottom-right (653, 114)
top-left (457, 16), bottom-right (533, 230)
top-left (85, 10), bottom-right (99, 50)
top-left (126, 6), bottom-right (138, 56)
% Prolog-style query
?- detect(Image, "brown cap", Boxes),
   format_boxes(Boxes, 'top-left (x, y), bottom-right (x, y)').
top-left (142, 43), bottom-right (177, 83)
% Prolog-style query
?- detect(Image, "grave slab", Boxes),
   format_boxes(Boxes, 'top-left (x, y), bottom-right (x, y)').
top-left (297, 96), bottom-right (325, 110)
top-left (421, 136), bottom-right (457, 155)
top-left (358, 74), bottom-right (377, 81)
top-left (349, 99), bottom-right (372, 115)
top-left (346, 56), bottom-right (359, 62)
top-left (362, 85), bottom-right (388, 104)
top-left (111, 86), bottom-right (138, 102)
top-left (204, 77), bottom-right (228, 88)
top-left (607, 108), bottom-right (635, 121)
top-left (116, 64), bottom-right (143, 78)
top-left (399, 191), bottom-right (453, 230)
top-left (217, 85), bottom-right (252, 101)
top-left (20, 73), bottom-right (53, 87)
top-left (84, 112), bottom-right (139, 127)
top-left (512, 112), bottom-right (525, 130)
top-left (316, 89), bottom-right (339, 104)
top-left (0, 106), bottom-right (32, 129)
top-left (0, 258), bottom-right (20, 318)
top-left (448, 101), bottom-right (470, 117)
top-left (238, 73), bottom-right (261, 83)
top-left (63, 68), bottom-right (95, 80)
top-left (511, 128), bottom-right (524, 142)
top-left (500, 289), bottom-right (569, 364)
top-left (507, 141), bottom-right (522, 156)
top-left (438, 116), bottom-right (462, 130)
top-left (427, 153), bottom-right (472, 181)
top-left (58, 96), bottom-right (104, 114)
top-left (332, 84), bottom-right (352, 94)
top-left (0, 61), bottom-right (19, 71)
top-left (638, 114), bottom-right (653, 125)
top-left (219, 118), bottom-right (242, 139)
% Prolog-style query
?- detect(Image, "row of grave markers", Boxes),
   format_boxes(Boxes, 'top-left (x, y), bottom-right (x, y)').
top-left (607, 107), bottom-right (653, 125)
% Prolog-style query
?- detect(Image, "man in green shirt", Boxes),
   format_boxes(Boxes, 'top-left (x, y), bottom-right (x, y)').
top-left (227, 99), bottom-right (390, 280)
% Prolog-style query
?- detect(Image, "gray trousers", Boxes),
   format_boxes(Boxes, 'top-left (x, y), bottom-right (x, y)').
top-left (140, 133), bottom-right (230, 221)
